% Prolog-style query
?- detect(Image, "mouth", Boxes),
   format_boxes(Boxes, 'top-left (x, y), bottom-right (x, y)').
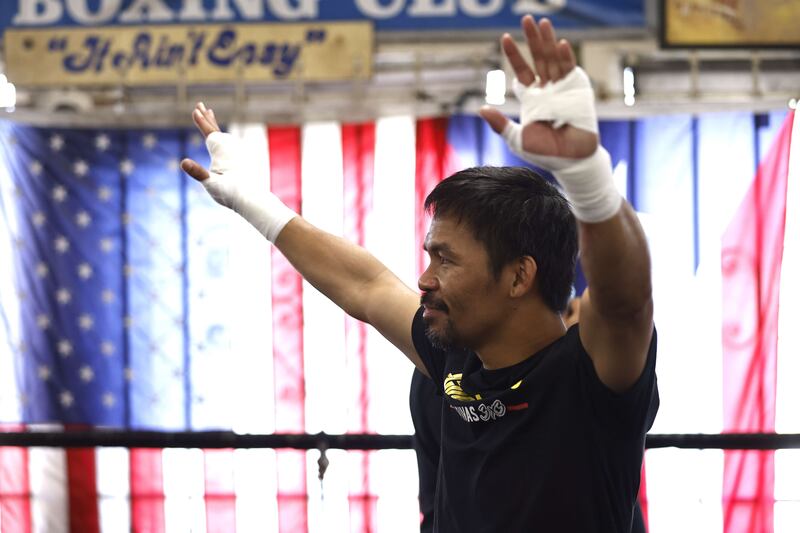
top-left (421, 293), bottom-right (448, 318)
top-left (422, 306), bottom-right (446, 320)
top-left (420, 293), bottom-right (448, 321)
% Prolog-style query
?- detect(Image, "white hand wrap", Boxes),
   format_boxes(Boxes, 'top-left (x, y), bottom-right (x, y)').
top-left (512, 67), bottom-right (598, 134)
top-left (203, 131), bottom-right (297, 243)
top-left (503, 67), bottom-right (622, 223)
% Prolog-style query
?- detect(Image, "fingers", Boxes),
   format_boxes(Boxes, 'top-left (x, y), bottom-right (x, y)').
top-left (206, 107), bottom-right (221, 131)
top-left (502, 33), bottom-right (536, 87)
top-left (478, 106), bottom-right (509, 134)
top-left (180, 158), bottom-right (210, 182)
top-left (522, 16), bottom-right (574, 84)
top-left (537, 19), bottom-right (561, 83)
top-left (522, 15), bottom-right (547, 85)
top-left (191, 102), bottom-right (220, 138)
top-left (556, 39), bottom-right (577, 74)
top-left (505, 16), bottom-right (574, 87)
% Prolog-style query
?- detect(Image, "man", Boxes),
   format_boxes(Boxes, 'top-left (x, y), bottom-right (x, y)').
top-left (181, 15), bottom-right (658, 532)
top-left (411, 291), bottom-right (651, 533)
top-left (411, 291), bottom-right (650, 533)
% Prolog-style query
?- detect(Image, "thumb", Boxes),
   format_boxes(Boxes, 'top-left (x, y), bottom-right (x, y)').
top-left (181, 158), bottom-right (210, 182)
top-left (479, 106), bottom-right (509, 134)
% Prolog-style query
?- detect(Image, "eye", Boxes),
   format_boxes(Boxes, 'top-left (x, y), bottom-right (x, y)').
top-left (439, 255), bottom-right (450, 265)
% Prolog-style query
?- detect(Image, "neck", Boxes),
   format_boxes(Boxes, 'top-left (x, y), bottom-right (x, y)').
top-left (475, 301), bottom-right (566, 370)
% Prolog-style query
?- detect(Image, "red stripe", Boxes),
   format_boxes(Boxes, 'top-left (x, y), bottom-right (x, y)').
top-left (0, 424), bottom-right (32, 533)
top-left (66, 447), bottom-right (100, 533)
top-left (204, 449), bottom-right (237, 533)
top-left (268, 125), bottom-right (308, 533)
top-left (415, 117), bottom-right (459, 278)
top-left (342, 122), bottom-right (378, 532)
top-left (721, 111), bottom-right (793, 532)
top-left (638, 461), bottom-right (649, 530)
top-left (130, 448), bottom-right (165, 533)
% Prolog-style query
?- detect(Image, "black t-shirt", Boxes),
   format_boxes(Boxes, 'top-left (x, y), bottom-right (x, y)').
top-left (411, 307), bottom-right (659, 533)
top-left (410, 368), bottom-right (443, 533)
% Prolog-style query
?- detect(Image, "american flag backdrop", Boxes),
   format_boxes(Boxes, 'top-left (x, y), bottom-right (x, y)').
top-left (0, 109), bottom-right (797, 533)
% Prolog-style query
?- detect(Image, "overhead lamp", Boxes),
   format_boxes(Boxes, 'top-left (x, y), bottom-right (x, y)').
top-left (485, 69), bottom-right (506, 106)
top-left (0, 75), bottom-right (17, 110)
top-left (623, 67), bottom-right (635, 107)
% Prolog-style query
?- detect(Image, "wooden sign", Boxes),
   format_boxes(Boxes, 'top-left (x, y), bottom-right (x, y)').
top-left (662, 0), bottom-right (800, 48)
top-left (5, 22), bottom-right (373, 86)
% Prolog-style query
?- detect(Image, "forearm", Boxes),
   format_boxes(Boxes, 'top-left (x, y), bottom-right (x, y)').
top-left (578, 201), bottom-right (652, 317)
top-left (184, 112), bottom-right (416, 339)
top-left (274, 217), bottom-right (393, 322)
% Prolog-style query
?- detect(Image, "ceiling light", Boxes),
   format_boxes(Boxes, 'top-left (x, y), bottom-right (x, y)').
top-left (485, 69), bottom-right (506, 106)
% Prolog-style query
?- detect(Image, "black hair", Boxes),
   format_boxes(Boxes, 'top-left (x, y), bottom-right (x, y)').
top-left (424, 166), bottom-right (577, 312)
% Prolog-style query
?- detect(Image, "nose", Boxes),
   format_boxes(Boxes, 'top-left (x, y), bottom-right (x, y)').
top-left (418, 264), bottom-right (439, 292)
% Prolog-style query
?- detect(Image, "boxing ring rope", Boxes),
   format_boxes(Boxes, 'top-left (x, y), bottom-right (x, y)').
top-left (3, 431), bottom-right (797, 482)
top-left (1, 431), bottom-right (800, 450)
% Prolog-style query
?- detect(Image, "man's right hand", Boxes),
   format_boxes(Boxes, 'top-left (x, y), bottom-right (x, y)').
top-left (178, 104), bottom-right (425, 375)
top-left (180, 102), bottom-right (297, 244)
top-left (180, 102), bottom-right (219, 183)
top-left (479, 16), bottom-right (599, 162)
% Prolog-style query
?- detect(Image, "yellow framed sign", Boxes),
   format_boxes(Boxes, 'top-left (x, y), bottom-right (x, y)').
top-left (661, 0), bottom-right (800, 48)
top-left (5, 22), bottom-right (373, 86)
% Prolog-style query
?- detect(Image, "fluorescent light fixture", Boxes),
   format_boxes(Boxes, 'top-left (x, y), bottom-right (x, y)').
top-left (623, 67), bottom-right (635, 107)
top-left (0, 75), bottom-right (17, 109)
top-left (485, 69), bottom-right (506, 106)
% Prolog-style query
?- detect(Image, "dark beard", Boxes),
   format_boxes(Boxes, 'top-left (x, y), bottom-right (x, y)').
top-left (420, 292), bottom-right (460, 349)
top-left (424, 318), bottom-right (462, 351)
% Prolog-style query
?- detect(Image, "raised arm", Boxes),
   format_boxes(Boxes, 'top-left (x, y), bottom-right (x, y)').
top-left (481, 16), bottom-right (653, 392)
top-left (181, 104), bottom-right (425, 374)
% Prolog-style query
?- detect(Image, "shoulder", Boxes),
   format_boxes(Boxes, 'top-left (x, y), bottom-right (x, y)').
top-left (573, 323), bottom-right (659, 436)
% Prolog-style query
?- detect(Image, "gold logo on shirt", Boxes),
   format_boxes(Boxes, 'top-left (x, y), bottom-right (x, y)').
top-left (444, 372), bottom-right (481, 401)
top-left (443, 373), bottom-right (524, 402)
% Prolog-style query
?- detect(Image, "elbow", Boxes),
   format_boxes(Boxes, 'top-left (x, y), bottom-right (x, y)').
top-left (601, 291), bottom-right (653, 324)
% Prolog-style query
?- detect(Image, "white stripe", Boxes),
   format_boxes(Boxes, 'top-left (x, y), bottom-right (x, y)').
top-left (233, 449), bottom-right (279, 533)
top-left (222, 123), bottom-right (280, 532)
top-left (96, 447), bottom-right (131, 533)
top-left (367, 117), bottom-right (417, 533)
top-left (186, 124), bottom-right (261, 430)
top-left (694, 114), bottom-right (756, 431)
top-left (0, 144), bottom-right (22, 422)
top-left (28, 425), bottom-right (69, 533)
top-left (775, 501), bottom-right (800, 533)
top-left (373, 450), bottom-right (420, 533)
top-left (306, 449), bottom-right (350, 533)
top-left (185, 161), bottom-right (230, 430)
top-left (162, 448), bottom-right (207, 533)
top-left (775, 111), bottom-right (800, 533)
top-left (0, 138), bottom-right (15, 531)
top-left (646, 449), bottom-right (723, 533)
top-left (300, 122), bottom-right (355, 533)
top-left (776, 111), bottom-right (800, 433)
top-left (647, 114), bottom-right (749, 533)
top-left (370, 116), bottom-right (417, 292)
top-left (300, 121), bottom-right (348, 436)
top-left (225, 123), bottom-right (276, 435)
top-left (367, 116), bottom-right (416, 436)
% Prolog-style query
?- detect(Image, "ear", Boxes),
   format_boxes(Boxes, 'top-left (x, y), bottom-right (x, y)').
top-left (509, 256), bottom-right (537, 298)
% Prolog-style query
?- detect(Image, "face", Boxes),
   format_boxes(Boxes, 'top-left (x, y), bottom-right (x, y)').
top-left (418, 215), bottom-right (511, 351)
